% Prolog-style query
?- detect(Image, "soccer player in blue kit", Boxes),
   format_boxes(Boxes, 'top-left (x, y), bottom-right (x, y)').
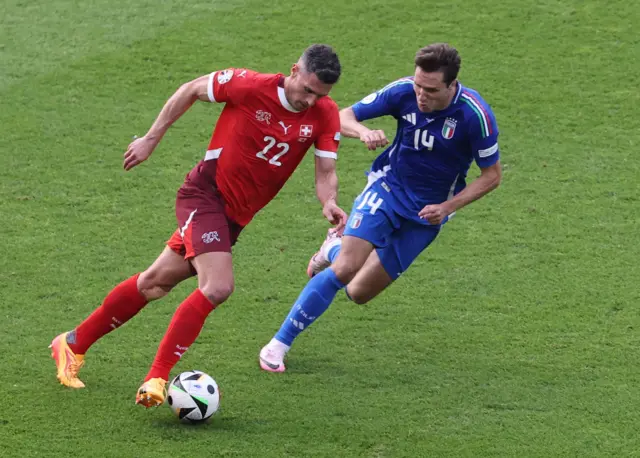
top-left (259, 43), bottom-right (502, 372)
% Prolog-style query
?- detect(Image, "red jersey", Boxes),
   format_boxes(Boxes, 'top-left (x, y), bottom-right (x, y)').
top-left (199, 68), bottom-right (341, 226)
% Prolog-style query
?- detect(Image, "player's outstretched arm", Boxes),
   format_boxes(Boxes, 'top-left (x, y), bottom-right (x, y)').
top-left (419, 162), bottom-right (502, 224)
top-left (448, 161), bottom-right (502, 211)
top-left (315, 156), bottom-right (347, 230)
top-left (339, 107), bottom-right (388, 151)
top-left (123, 75), bottom-right (212, 171)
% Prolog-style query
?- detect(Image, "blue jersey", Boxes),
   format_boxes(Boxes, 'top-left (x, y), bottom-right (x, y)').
top-left (352, 78), bottom-right (500, 224)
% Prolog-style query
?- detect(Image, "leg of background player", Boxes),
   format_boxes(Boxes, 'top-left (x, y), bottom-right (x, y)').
top-left (344, 250), bottom-right (393, 304)
top-left (305, 233), bottom-right (393, 304)
top-left (259, 236), bottom-right (372, 372)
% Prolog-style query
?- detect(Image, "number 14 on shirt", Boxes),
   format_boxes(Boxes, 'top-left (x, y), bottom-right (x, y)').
top-left (414, 129), bottom-right (434, 151)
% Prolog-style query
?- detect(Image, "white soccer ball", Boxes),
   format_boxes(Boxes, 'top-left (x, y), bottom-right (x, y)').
top-left (167, 370), bottom-right (220, 423)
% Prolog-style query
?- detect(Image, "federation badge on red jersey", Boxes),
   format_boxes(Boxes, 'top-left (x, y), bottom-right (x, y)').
top-left (255, 110), bottom-right (272, 125)
top-left (299, 125), bottom-right (313, 138)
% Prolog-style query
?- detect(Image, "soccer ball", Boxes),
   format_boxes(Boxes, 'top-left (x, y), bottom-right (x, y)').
top-left (167, 370), bottom-right (220, 423)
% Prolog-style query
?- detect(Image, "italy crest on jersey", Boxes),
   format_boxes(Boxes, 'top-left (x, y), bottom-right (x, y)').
top-left (442, 117), bottom-right (457, 140)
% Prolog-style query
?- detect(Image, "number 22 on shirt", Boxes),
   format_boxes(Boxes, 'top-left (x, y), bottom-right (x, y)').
top-left (256, 136), bottom-right (289, 166)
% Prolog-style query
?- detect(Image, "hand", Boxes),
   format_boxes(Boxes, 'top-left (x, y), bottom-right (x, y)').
top-left (418, 203), bottom-right (453, 225)
top-left (359, 129), bottom-right (389, 151)
top-left (322, 200), bottom-right (348, 231)
top-left (123, 135), bottom-right (157, 171)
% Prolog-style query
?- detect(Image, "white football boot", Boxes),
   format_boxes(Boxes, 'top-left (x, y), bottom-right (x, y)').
top-left (259, 339), bottom-right (290, 373)
top-left (306, 228), bottom-right (343, 278)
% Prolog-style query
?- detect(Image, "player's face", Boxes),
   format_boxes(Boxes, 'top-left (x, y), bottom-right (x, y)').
top-left (413, 68), bottom-right (456, 112)
top-left (286, 64), bottom-right (333, 111)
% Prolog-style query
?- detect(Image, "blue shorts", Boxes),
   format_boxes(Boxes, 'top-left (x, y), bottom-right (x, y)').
top-left (344, 179), bottom-right (441, 280)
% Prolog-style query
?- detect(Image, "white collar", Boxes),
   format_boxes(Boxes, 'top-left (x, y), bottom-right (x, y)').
top-left (277, 86), bottom-right (300, 113)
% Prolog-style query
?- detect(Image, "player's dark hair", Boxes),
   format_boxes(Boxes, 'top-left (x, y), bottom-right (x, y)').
top-left (301, 44), bottom-right (341, 84)
top-left (415, 43), bottom-right (461, 86)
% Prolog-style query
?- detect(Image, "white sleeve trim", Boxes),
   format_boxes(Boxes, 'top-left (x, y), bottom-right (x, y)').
top-left (204, 148), bottom-right (222, 161)
top-left (478, 143), bottom-right (498, 158)
top-left (207, 72), bottom-right (217, 103)
top-left (315, 149), bottom-right (337, 160)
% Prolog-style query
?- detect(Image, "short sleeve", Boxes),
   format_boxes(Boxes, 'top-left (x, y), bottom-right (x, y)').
top-left (207, 68), bottom-right (253, 105)
top-left (351, 78), bottom-right (413, 121)
top-left (466, 97), bottom-right (500, 168)
top-left (314, 101), bottom-right (341, 160)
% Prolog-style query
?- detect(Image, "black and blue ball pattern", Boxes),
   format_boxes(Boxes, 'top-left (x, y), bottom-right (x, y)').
top-left (167, 370), bottom-right (220, 423)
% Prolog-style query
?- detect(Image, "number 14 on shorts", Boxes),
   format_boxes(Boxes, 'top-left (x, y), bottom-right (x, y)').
top-left (356, 190), bottom-right (383, 215)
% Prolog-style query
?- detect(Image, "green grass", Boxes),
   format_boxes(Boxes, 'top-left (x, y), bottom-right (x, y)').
top-left (1, 0), bottom-right (639, 456)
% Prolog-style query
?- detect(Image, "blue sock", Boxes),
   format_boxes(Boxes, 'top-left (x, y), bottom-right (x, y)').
top-left (327, 243), bottom-right (341, 263)
top-left (326, 243), bottom-right (353, 301)
top-left (275, 268), bottom-right (345, 346)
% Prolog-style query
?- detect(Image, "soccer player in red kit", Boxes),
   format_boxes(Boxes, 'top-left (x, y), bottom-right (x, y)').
top-left (49, 44), bottom-right (346, 407)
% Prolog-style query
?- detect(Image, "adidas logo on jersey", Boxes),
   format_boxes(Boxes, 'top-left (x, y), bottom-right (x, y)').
top-left (402, 113), bottom-right (416, 125)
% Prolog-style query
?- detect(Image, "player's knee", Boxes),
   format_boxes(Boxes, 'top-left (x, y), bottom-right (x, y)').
top-left (345, 286), bottom-right (372, 305)
top-left (199, 282), bottom-right (234, 306)
top-left (137, 269), bottom-right (179, 301)
top-left (331, 258), bottom-right (361, 284)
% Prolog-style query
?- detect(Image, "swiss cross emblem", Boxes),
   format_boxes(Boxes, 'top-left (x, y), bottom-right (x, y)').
top-left (299, 125), bottom-right (313, 137)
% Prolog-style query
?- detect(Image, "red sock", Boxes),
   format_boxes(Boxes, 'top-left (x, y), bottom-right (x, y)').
top-left (145, 289), bottom-right (216, 381)
top-left (68, 274), bottom-right (148, 354)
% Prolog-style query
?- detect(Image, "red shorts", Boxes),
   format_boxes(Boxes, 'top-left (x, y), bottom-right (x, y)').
top-left (166, 161), bottom-right (244, 259)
